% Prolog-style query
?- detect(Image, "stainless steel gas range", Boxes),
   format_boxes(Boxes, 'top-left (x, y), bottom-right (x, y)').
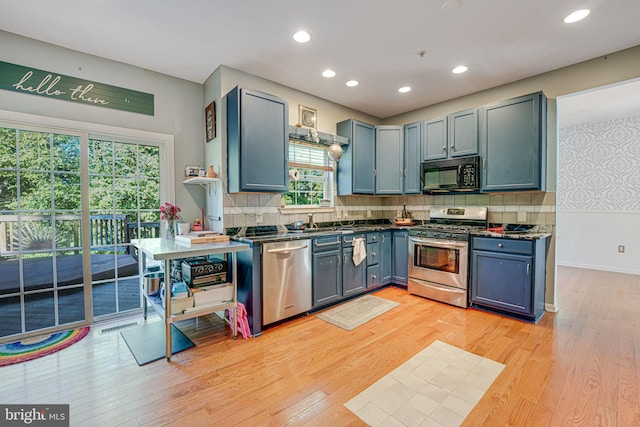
top-left (408, 206), bottom-right (488, 308)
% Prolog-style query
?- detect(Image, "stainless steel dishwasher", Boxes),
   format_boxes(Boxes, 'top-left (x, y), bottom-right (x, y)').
top-left (262, 239), bottom-right (312, 325)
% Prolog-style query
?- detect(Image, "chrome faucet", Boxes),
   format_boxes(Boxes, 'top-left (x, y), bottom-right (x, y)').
top-left (307, 213), bottom-right (315, 229)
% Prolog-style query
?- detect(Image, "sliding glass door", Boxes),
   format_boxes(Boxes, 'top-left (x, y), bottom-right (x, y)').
top-left (0, 123), bottom-right (165, 340)
top-left (88, 137), bottom-right (161, 318)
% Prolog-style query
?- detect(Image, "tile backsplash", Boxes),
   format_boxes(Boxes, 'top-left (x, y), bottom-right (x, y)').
top-left (223, 192), bottom-right (556, 229)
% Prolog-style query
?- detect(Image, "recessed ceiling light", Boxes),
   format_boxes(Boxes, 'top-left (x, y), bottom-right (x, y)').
top-left (293, 30), bottom-right (311, 43)
top-left (398, 86), bottom-right (411, 93)
top-left (564, 9), bottom-right (590, 23)
top-left (322, 69), bottom-right (336, 78)
top-left (452, 65), bottom-right (468, 74)
top-left (346, 80), bottom-right (359, 87)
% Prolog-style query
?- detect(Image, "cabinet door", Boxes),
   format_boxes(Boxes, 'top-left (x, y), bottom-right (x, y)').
top-left (380, 231), bottom-right (392, 284)
top-left (470, 250), bottom-right (533, 316)
top-left (403, 122), bottom-right (422, 194)
top-left (391, 231), bottom-right (408, 285)
top-left (376, 126), bottom-right (403, 195)
top-left (342, 247), bottom-right (365, 297)
top-left (312, 249), bottom-right (342, 307)
top-left (337, 120), bottom-right (375, 195)
top-left (226, 87), bottom-right (288, 193)
top-left (422, 117), bottom-right (448, 161)
top-left (480, 92), bottom-right (546, 192)
top-left (448, 108), bottom-right (478, 158)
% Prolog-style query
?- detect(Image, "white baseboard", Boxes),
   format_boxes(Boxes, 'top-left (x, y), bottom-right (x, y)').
top-left (545, 303), bottom-right (559, 313)
top-left (557, 262), bottom-right (640, 276)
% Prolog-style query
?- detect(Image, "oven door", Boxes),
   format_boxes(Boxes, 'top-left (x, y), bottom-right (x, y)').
top-left (408, 236), bottom-right (468, 290)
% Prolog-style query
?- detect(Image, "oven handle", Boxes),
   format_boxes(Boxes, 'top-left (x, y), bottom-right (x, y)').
top-left (409, 237), bottom-right (467, 249)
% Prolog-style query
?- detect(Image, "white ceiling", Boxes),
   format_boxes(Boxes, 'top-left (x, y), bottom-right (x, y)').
top-left (1, 0), bottom-right (640, 120)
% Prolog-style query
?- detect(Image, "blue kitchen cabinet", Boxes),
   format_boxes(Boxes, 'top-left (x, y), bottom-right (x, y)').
top-left (337, 119), bottom-right (376, 195)
top-left (226, 86), bottom-right (289, 193)
top-left (312, 235), bottom-right (343, 307)
top-left (448, 108), bottom-right (479, 158)
top-left (479, 92), bottom-right (547, 192)
top-left (342, 234), bottom-right (366, 297)
top-left (366, 233), bottom-right (381, 289)
top-left (470, 236), bottom-right (547, 322)
top-left (391, 230), bottom-right (408, 285)
top-left (375, 126), bottom-right (404, 195)
top-left (421, 117), bottom-right (448, 161)
top-left (403, 122), bottom-right (422, 194)
top-left (380, 231), bottom-right (393, 285)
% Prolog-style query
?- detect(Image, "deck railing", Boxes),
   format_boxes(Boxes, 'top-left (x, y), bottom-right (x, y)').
top-left (0, 214), bottom-right (160, 253)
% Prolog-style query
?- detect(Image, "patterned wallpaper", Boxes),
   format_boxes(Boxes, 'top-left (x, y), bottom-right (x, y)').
top-left (558, 116), bottom-right (640, 211)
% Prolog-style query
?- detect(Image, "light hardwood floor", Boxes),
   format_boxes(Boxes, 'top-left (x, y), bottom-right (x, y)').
top-left (1, 266), bottom-right (639, 426)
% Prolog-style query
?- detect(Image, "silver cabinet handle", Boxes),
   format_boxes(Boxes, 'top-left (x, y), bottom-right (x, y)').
top-left (527, 263), bottom-right (531, 275)
top-left (373, 169), bottom-right (377, 176)
top-left (314, 239), bottom-right (340, 247)
top-left (450, 144), bottom-right (455, 149)
top-left (381, 234), bottom-right (385, 243)
top-left (344, 253), bottom-right (347, 264)
top-left (404, 169), bottom-right (408, 177)
top-left (442, 146), bottom-right (446, 151)
top-left (498, 243), bottom-right (503, 248)
top-left (372, 252), bottom-right (376, 257)
top-left (337, 254), bottom-right (341, 265)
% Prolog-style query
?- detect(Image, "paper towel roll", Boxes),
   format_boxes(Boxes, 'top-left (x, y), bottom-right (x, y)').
top-left (289, 169), bottom-right (300, 181)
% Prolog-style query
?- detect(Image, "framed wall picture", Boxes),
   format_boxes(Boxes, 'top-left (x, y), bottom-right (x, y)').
top-left (299, 105), bottom-right (317, 129)
top-left (205, 101), bottom-right (216, 142)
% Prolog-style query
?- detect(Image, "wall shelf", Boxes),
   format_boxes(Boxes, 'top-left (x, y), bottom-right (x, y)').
top-left (183, 177), bottom-right (221, 187)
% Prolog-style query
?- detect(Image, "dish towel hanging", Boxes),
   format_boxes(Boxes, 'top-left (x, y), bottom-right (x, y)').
top-left (352, 237), bottom-right (366, 266)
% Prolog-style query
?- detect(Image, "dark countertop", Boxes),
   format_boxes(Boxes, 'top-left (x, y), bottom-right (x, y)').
top-left (229, 222), bottom-right (552, 244)
top-left (230, 223), bottom-right (412, 244)
top-left (471, 225), bottom-right (553, 241)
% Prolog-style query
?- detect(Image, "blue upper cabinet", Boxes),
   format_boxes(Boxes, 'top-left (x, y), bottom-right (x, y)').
top-left (479, 92), bottom-right (547, 192)
top-left (226, 86), bottom-right (289, 193)
top-left (421, 117), bottom-right (448, 161)
top-left (447, 108), bottom-right (479, 158)
top-left (337, 119), bottom-right (376, 195)
top-left (403, 122), bottom-right (421, 194)
top-left (376, 125), bottom-right (403, 195)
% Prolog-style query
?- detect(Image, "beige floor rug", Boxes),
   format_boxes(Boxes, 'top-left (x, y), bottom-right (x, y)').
top-left (316, 295), bottom-right (399, 331)
top-left (344, 340), bottom-right (505, 427)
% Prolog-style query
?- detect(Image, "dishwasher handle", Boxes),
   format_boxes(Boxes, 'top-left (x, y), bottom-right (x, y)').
top-left (266, 245), bottom-right (309, 254)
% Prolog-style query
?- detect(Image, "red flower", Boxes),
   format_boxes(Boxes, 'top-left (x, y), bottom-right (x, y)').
top-left (160, 202), bottom-right (181, 221)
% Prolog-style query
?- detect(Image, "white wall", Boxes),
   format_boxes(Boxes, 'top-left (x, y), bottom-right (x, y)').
top-left (0, 31), bottom-right (206, 221)
top-left (557, 116), bottom-right (640, 274)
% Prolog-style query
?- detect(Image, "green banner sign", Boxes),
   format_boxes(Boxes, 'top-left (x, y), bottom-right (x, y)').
top-left (0, 61), bottom-right (154, 116)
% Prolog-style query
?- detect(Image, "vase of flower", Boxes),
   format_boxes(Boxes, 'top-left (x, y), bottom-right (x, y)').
top-left (165, 220), bottom-right (176, 239)
top-left (160, 202), bottom-right (181, 240)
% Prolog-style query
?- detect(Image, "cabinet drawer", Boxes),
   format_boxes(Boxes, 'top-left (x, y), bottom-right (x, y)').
top-left (342, 233), bottom-right (365, 246)
top-left (312, 235), bottom-right (341, 252)
top-left (366, 232), bottom-right (380, 244)
top-left (367, 264), bottom-right (382, 289)
top-left (473, 237), bottom-right (533, 255)
top-left (367, 242), bottom-right (380, 266)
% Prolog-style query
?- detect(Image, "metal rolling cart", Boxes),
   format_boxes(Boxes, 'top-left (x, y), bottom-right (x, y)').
top-left (132, 238), bottom-right (249, 361)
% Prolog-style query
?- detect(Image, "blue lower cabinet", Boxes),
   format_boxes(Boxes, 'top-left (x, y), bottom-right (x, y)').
top-left (343, 246), bottom-right (366, 297)
top-left (312, 249), bottom-right (342, 307)
top-left (392, 231), bottom-right (409, 285)
top-left (312, 236), bottom-right (342, 308)
top-left (470, 236), bottom-right (547, 322)
top-left (380, 231), bottom-right (392, 284)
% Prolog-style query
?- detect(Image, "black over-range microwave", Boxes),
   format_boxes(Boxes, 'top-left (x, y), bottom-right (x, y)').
top-left (421, 155), bottom-right (480, 194)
